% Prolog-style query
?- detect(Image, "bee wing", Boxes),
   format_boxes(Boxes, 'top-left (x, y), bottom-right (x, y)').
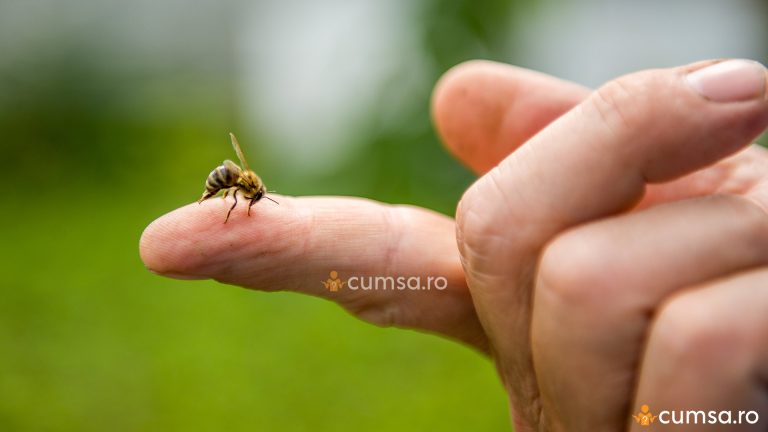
top-left (229, 132), bottom-right (251, 172)
top-left (223, 159), bottom-right (242, 175)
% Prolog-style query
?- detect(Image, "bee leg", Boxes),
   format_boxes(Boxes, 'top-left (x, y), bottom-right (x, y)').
top-left (223, 189), bottom-right (229, 198)
top-left (225, 190), bottom-right (238, 224)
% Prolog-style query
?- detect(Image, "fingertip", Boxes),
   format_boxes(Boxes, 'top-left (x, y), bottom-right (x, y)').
top-left (138, 200), bottom-right (245, 278)
top-left (685, 59), bottom-right (767, 103)
top-left (139, 204), bottom-right (205, 278)
top-left (431, 60), bottom-right (505, 116)
top-left (139, 195), bottom-right (297, 280)
top-left (432, 60), bottom-right (589, 174)
top-left (432, 60), bottom-right (515, 170)
top-left (578, 61), bottom-right (768, 182)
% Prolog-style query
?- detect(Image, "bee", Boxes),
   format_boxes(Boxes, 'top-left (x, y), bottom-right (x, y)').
top-left (198, 132), bottom-right (278, 223)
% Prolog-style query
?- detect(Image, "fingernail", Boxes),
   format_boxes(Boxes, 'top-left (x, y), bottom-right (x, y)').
top-left (686, 59), bottom-right (767, 102)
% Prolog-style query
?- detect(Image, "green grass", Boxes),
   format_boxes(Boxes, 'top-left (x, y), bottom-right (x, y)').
top-left (0, 192), bottom-right (509, 431)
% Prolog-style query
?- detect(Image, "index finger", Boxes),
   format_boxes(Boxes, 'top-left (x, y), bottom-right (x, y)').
top-left (140, 195), bottom-right (487, 350)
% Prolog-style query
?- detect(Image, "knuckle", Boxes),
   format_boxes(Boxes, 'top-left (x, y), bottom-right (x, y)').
top-left (699, 195), bottom-right (768, 260)
top-left (650, 293), bottom-right (739, 367)
top-left (537, 228), bottom-right (617, 308)
top-left (455, 187), bottom-right (477, 248)
top-left (456, 201), bottom-right (498, 274)
top-left (587, 76), bottom-right (648, 135)
top-left (456, 163), bottom-right (537, 279)
top-left (724, 195), bottom-right (768, 242)
top-left (456, 171), bottom-right (512, 264)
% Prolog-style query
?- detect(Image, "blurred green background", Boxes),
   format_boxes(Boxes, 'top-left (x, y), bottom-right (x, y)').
top-left (0, 0), bottom-right (766, 431)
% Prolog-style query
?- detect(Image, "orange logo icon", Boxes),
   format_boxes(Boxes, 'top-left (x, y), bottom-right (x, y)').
top-left (321, 270), bottom-right (346, 292)
top-left (632, 404), bottom-right (657, 426)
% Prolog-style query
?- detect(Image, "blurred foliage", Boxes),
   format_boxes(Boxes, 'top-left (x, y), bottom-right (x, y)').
top-left (421, 0), bottom-right (520, 69)
top-left (0, 0), bottom-right (518, 431)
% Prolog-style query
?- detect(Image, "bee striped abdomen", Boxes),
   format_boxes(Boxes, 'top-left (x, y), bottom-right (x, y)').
top-left (205, 165), bottom-right (236, 192)
top-left (198, 160), bottom-right (242, 204)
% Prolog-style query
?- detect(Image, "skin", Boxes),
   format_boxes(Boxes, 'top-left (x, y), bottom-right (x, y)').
top-left (141, 59), bottom-right (768, 431)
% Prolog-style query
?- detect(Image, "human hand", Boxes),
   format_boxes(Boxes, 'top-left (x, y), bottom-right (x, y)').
top-left (140, 58), bottom-right (768, 431)
top-left (438, 59), bottom-right (768, 430)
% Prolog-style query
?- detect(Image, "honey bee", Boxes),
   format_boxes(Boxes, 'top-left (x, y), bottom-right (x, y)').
top-left (198, 133), bottom-right (278, 223)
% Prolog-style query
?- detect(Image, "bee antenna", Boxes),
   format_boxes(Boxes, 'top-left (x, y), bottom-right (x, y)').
top-left (264, 196), bottom-right (280, 205)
